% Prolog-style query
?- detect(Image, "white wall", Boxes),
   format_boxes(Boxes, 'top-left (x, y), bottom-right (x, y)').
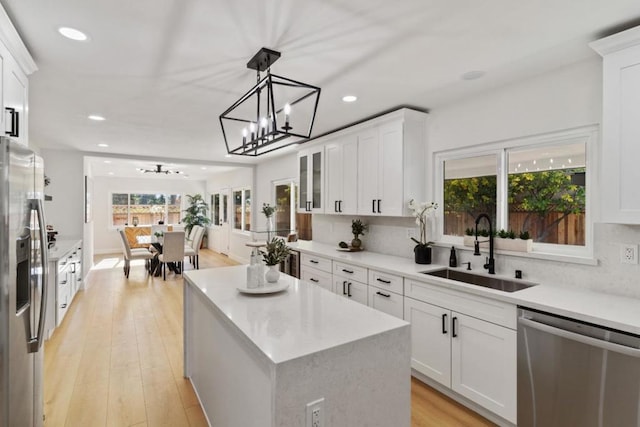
top-left (93, 176), bottom-right (206, 253)
top-left (255, 152), bottom-right (297, 214)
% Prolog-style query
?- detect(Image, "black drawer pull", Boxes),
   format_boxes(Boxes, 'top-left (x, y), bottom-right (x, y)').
top-left (334, 201), bottom-right (338, 212)
top-left (338, 201), bottom-right (342, 212)
top-left (452, 316), bottom-right (458, 338)
top-left (372, 199), bottom-right (376, 213)
top-left (376, 291), bottom-right (390, 298)
top-left (377, 199), bottom-right (382, 213)
top-left (442, 313), bottom-right (448, 334)
top-left (60, 280), bottom-right (67, 285)
top-left (309, 278), bottom-right (319, 283)
top-left (341, 269), bottom-right (354, 274)
top-left (376, 278), bottom-right (391, 284)
top-left (60, 303), bottom-right (67, 309)
top-left (309, 260), bottom-right (319, 264)
top-left (347, 282), bottom-right (352, 297)
top-left (5, 107), bottom-right (19, 137)
top-left (342, 281), bottom-right (347, 295)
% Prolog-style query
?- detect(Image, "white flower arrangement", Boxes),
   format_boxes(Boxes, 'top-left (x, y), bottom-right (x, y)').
top-left (408, 199), bottom-right (438, 247)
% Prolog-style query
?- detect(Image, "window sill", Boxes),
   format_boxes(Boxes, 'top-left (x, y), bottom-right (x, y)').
top-left (433, 241), bottom-right (598, 266)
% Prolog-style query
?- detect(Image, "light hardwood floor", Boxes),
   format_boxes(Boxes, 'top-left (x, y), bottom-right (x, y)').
top-left (44, 249), bottom-right (494, 426)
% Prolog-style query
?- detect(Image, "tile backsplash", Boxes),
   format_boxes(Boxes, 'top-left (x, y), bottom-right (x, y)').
top-left (312, 215), bottom-right (640, 299)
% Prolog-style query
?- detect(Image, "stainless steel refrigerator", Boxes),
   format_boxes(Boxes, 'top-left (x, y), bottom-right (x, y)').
top-left (0, 137), bottom-right (48, 427)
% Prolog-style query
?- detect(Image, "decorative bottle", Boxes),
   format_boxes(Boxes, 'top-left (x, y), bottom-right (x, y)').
top-left (449, 246), bottom-right (457, 268)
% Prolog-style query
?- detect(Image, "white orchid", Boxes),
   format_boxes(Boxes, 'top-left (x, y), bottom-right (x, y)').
top-left (408, 199), bottom-right (438, 247)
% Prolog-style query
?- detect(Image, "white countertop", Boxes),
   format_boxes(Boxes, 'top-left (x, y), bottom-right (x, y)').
top-left (183, 266), bottom-right (409, 365)
top-left (48, 239), bottom-right (81, 261)
top-left (290, 241), bottom-right (640, 335)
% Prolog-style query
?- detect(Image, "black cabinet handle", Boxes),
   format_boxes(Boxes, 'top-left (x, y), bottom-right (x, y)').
top-left (309, 278), bottom-right (319, 283)
top-left (372, 199), bottom-right (376, 213)
top-left (307, 201), bottom-right (312, 212)
top-left (442, 313), bottom-right (448, 334)
top-left (347, 282), bottom-right (352, 297)
top-left (376, 278), bottom-right (391, 284)
top-left (342, 280), bottom-right (347, 295)
top-left (60, 303), bottom-right (67, 309)
top-left (376, 291), bottom-right (390, 298)
top-left (309, 259), bottom-right (319, 264)
top-left (5, 107), bottom-right (19, 137)
top-left (336, 200), bottom-right (339, 212)
top-left (452, 316), bottom-right (458, 338)
top-left (377, 199), bottom-right (382, 213)
top-left (341, 269), bottom-right (354, 274)
top-left (60, 280), bottom-right (67, 285)
top-left (338, 200), bottom-right (342, 213)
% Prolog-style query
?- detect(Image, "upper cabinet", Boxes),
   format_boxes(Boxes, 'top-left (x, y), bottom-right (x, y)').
top-left (325, 134), bottom-right (358, 215)
top-left (0, 5), bottom-right (37, 147)
top-left (591, 26), bottom-right (640, 223)
top-left (298, 146), bottom-right (324, 213)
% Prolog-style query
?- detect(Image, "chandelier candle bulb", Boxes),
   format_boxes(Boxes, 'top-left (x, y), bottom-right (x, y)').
top-left (250, 122), bottom-right (256, 141)
top-left (242, 128), bottom-right (247, 146)
top-left (284, 103), bottom-right (291, 129)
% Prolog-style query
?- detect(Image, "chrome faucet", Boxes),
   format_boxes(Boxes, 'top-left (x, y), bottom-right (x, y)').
top-left (474, 213), bottom-right (495, 274)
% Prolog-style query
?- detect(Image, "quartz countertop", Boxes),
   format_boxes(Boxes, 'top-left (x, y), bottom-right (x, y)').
top-left (289, 241), bottom-right (640, 336)
top-left (183, 266), bottom-right (409, 365)
top-left (48, 239), bottom-right (81, 261)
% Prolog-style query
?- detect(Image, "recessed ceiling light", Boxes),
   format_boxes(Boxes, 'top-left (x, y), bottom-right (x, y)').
top-left (201, 167), bottom-right (207, 170)
top-left (225, 154), bottom-right (232, 158)
top-left (461, 70), bottom-right (485, 81)
top-left (342, 95), bottom-right (357, 103)
top-left (98, 143), bottom-right (109, 148)
top-left (58, 27), bottom-right (88, 41)
top-left (108, 172), bottom-right (114, 175)
top-left (103, 160), bottom-right (111, 164)
top-left (88, 115), bottom-right (105, 121)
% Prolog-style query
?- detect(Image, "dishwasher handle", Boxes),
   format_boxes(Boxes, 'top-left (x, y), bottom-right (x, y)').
top-left (519, 317), bottom-right (640, 358)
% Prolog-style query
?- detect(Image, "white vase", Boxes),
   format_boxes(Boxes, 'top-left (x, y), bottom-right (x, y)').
top-left (265, 265), bottom-right (280, 283)
top-left (266, 216), bottom-right (274, 239)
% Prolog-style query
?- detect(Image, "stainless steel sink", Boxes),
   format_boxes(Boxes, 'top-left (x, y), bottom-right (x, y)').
top-left (421, 268), bottom-right (535, 292)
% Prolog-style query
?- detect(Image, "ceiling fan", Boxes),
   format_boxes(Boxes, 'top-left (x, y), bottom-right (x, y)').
top-left (137, 164), bottom-right (184, 175)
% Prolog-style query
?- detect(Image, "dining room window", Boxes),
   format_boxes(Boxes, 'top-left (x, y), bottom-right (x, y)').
top-left (233, 188), bottom-right (251, 231)
top-left (110, 193), bottom-right (182, 226)
top-left (211, 194), bottom-right (220, 225)
top-left (273, 180), bottom-right (298, 237)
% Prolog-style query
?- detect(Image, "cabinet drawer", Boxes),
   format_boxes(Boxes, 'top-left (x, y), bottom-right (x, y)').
top-left (333, 261), bottom-right (367, 283)
top-left (368, 269), bottom-right (403, 295)
top-left (368, 286), bottom-right (403, 319)
top-left (301, 253), bottom-right (332, 273)
top-left (334, 278), bottom-right (368, 306)
top-left (405, 279), bottom-right (517, 329)
top-left (300, 266), bottom-right (333, 292)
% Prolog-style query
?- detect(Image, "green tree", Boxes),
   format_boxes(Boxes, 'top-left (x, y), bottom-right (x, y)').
top-left (508, 168), bottom-right (585, 242)
top-left (444, 175), bottom-right (497, 225)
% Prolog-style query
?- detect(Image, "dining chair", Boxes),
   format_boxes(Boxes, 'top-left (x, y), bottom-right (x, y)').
top-left (118, 229), bottom-right (154, 278)
top-left (184, 226), bottom-right (205, 269)
top-left (158, 231), bottom-right (185, 280)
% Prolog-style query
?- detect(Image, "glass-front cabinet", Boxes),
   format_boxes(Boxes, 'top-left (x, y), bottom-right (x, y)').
top-left (297, 146), bottom-right (324, 213)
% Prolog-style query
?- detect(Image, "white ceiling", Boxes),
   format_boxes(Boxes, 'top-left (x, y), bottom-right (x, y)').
top-left (2, 0), bottom-right (640, 178)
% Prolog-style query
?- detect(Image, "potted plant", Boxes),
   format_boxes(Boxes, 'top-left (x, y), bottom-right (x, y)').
top-left (262, 203), bottom-right (276, 233)
top-left (181, 194), bottom-right (211, 239)
top-left (351, 219), bottom-right (367, 249)
top-left (408, 199), bottom-right (438, 264)
top-left (261, 238), bottom-right (291, 283)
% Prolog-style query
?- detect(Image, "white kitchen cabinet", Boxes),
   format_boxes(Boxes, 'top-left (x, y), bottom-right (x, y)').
top-left (404, 278), bottom-right (517, 424)
top-left (591, 26), bottom-right (640, 223)
top-left (0, 8), bottom-right (36, 147)
top-left (368, 286), bottom-right (403, 319)
top-left (297, 146), bottom-right (324, 213)
top-left (333, 261), bottom-right (368, 305)
top-left (325, 135), bottom-right (358, 215)
top-left (300, 266), bottom-right (333, 292)
top-left (45, 240), bottom-right (82, 340)
top-left (357, 110), bottom-right (427, 216)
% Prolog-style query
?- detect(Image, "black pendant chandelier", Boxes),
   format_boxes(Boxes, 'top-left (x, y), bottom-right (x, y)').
top-left (219, 47), bottom-right (321, 157)
top-left (137, 164), bottom-right (184, 175)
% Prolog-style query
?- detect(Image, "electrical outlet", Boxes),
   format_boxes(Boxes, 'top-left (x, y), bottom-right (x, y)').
top-left (306, 398), bottom-right (324, 427)
top-left (620, 244), bottom-right (638, 264)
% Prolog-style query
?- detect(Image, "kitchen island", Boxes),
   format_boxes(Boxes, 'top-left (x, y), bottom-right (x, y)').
top-left (183, 265), bottom-right (410, 427)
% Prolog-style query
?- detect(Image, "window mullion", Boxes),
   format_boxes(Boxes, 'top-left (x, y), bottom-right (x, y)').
top-left (497, 149), bottom-right (508, 231)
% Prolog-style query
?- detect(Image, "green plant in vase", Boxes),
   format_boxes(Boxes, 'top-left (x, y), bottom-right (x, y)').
top-left (261, 238), bottom-right (291, 283)
top-left (351, 219), bottom-right (367, 249)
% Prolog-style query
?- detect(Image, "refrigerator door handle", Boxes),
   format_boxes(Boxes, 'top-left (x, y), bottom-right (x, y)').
top-left (27, 198), bottom-right (48, 353)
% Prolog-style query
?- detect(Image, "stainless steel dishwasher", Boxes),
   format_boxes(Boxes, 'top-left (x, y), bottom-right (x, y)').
top-left (518, 307), bottom-right (640, 427)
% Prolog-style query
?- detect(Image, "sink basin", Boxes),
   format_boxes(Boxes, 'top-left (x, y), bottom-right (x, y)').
top-left (421, 268), bottom-right (535, 292)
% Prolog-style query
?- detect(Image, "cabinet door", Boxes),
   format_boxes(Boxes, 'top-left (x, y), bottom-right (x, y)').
top-left (326, 135), bottom-right (358, 215)
top-left (379, 121), bottom-right (404, 216)
top-left (403, 297), bottom-right (451, 388)
top-left (3, 55), bottom-right (28, 146)
top-left (334, 278), bottom-right (367, 306)
top-left (297, 147), bottom-right (324, 213)
top-left (298, 153), bottom-right (309, 212)
top-left (357, 128), bottom-right (380, 215)
top-left (451, 312), bottom-right (517, 423)
top-left (325, 141), bottom-right (343, 214)
top-left (368, 287), bottom-right (403, 319)
top-left (301, 266), bottom-right (332, 292)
